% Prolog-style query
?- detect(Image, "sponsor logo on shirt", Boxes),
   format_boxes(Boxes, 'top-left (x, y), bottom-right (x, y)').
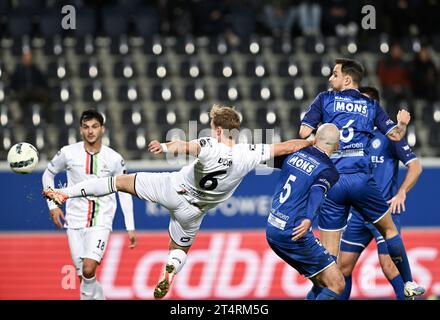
top-left (386, 119), bottom-right (395, 126)
top-left (372, 138), bottom-right (381, 149)
top-left (334, 96), bottom-right (368, 117)
top-left (371, 155), bottom-right (385, 164)
top-left (287, 153), bottom-right (318, 176)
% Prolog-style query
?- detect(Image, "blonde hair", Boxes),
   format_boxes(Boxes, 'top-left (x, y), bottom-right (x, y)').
top-left (210, 104), bottom-right (241, 131)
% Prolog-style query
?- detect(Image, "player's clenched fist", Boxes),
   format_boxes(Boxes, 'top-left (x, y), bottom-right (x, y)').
top-left (148, 140), bottom-right (163, 154)
top-left (397, 110), bottom-right (411, 126)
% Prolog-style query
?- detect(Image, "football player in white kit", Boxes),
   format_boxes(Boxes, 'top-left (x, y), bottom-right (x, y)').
top-left (43, 105), bottom-right (312, 299)
top-left (42, 110), bottom-right (137, 300)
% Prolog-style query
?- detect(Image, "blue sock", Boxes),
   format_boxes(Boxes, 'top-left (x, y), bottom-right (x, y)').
top-left (316, 287), bottom-right (340, 300)
top-left (386, 235), bottom-right (413, 283)
top-left (389, 275), bottom-right (405, 300)
top-left (340, 275), bottom-right (352, 300)
top-left (306, 285), bottom-right (323, 300)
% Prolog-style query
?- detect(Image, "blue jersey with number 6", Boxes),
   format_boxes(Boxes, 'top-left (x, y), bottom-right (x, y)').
top-left (301, 89), bottom-right (397, 174)
top-left (266, 146), bottom-right (339, 246)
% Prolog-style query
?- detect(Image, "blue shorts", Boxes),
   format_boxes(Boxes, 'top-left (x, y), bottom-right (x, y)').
top-left (340, 210), bottom-right (402, 255)
top-left (266, 231), bottom-right (335, 278)
top-left (318, 172), bottom-right (390, 231)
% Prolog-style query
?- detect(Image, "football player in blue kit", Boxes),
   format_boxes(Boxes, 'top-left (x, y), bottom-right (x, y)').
top-left (299, 58), bottom-right (413, 299)
top-left (266, 123), bottom-right (345, 300)
top-left (338, 86), bottom-right (424, 300)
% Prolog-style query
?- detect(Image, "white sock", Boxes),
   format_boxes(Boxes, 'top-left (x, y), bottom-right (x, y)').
top-left (167, 249), bottom-right (187, 273)
top-left (80, 276), bottom-right (96, 300)
top-left (62, 177), bottom-right (117, 198)
top-left (92, 280), bottom-right (106, 300)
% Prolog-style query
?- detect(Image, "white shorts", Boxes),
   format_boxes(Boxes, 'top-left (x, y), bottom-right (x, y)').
top-left (134, 172), bottom-right (205, 246)
top-left (66, 226), bottom-right (111, 276)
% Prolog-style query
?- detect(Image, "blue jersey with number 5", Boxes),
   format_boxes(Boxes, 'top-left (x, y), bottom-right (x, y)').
top-left (301, 89), bottom-right (397, 174)
top-left (267, 146), bottom-right (339, 245)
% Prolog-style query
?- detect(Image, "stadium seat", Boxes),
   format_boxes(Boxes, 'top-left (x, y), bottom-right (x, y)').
top-left (52, 81), bottom-right (74, 103)
top-left (250, 81), bottom-right (275, 101)
top-left (57, 126), bottom-right (80, 149)
top-left (0, 104), bottom-right (12, 127)
top-left (283, 80), bottom-right (308, 102)
top-left (94, 104), bottom-right (112, 128)
top-left (52, 103), bottom-right (76, 127)
top-left (79, 58), bottom-right (101, 79)
top-left (152, 82), bottom-right (175, 102)
top-left (0, 81), bottom-right (5, 103)
top-left (217, 81), bottom-right (242, 102)
top-left (118, 82), bottom-right (141, 102)
top-left (184, 81), bottom-right (208, 102)
top-left (278, 58), bottom-right (302, 78)
top-left (0, 62), bottom-right (5, 81)
top-left (22, 104), bottom-right (45, 127)
top-left (75, 34), bottom-right (96, 56)
top-left (189, 105), bottom-right (211, 131)
top-left (238, 35), bottom-right (262, 55)
top-left (304, 35), bottom-right (326, 54)
top-left (143, 35), bottom-right (165, 55)
top-left (25, 127), bottom-right (49, 153)
top-left (175, 35), bottom-right (198, 56)
top-left (245, 57), bottom-right (270, 78)
top-left (44, 35), bottom-right (64, 57)
top-left (147, 59), bottom-right (170, 79)
top-left (208, 35), bottom-right (230, 55)
top-left (114, 58), bottom-right (137, 79)
top-left (47, 58), bottom-right (70, 80)
top-left (212, 59), bottom-right (235, 79)
top-left (255, 105), bottom-right (281, 129)
top-left (156, 105), bottom-right (180, 126)
top-left (289, 105), bottom-right (304, 130)
top-left (110, 34), bottom-right (131, 56)
top-left (0, 127), bottom-right (14, 156)
top-left (180, 58), bottom-right (204, 79)
top-left (121, 104), bottom-right (145, 126)
top-left (126, 127), bottom-right (147, 153)
top-left (311, 58), bottom-right (332, 78)
top-left (271, 36), bottom-right (294, 55)
top-left (83, 81), bottom-right (106, 103)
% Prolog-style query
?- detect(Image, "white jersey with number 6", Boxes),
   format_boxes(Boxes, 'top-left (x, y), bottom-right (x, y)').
top-left (170, 137), bottom-right (271, 211)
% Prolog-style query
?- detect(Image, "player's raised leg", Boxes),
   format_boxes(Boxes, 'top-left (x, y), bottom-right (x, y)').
top-left (154, 239), bottom-right (189, 299)
top-left (42, 174), bottom-right (137, 205)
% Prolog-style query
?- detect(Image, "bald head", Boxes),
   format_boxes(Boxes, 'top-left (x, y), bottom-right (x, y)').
top-left (315, 123), bottom-right (340, 154)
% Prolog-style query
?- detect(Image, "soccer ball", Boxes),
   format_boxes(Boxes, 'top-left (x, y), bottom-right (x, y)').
top-left (7, 142), bottom-right (39, 174)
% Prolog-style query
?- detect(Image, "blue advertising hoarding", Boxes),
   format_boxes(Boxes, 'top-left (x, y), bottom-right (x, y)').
top-left (0, 166), bottom-right (438, 231)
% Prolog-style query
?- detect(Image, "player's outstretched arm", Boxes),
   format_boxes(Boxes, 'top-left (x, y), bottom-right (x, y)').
top-left (387, 110), bottom-right (411, 141)
top-left (271, 139), bottom-right (314, 157)
top-left (387, 158), bottom-right (422, 214)
top-left (148, 140), bottom-right (201, 157)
